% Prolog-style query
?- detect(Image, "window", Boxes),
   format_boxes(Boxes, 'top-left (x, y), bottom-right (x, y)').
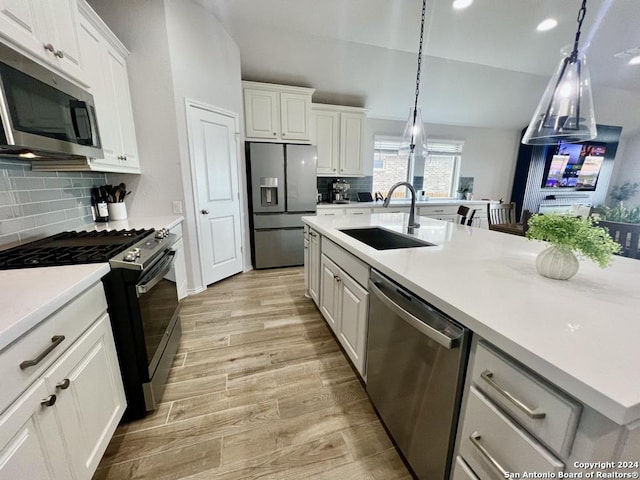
top-left (372, 139), bottom-right (409, 199)
top-left (372, 137), bottom-right (463, 199)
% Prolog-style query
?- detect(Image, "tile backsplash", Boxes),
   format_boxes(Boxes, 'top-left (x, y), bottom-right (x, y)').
top-left (317, 176), bottom-right (373, 201)
top-left (0, 159), bottom-right (106, 249)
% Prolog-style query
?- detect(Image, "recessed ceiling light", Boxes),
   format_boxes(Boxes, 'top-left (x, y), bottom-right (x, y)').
top-left (536, 18), bottom-right (558, 32)
top-left (629, 55), bottom-right (640, 65)
top-left (452, 0), bottom-right (473, 10)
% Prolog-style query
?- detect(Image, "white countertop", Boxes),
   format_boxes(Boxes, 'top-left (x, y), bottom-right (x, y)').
top-left (303, 212), bottom-right (640, 425)
top-left (0, 264), bottom-right (110, 351)
top-left (82, 215), bottom-right (184, 232)
top-left (317, 199), bottom-right (492, 209)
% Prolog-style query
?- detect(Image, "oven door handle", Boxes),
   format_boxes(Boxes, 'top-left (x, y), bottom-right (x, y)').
top-left (136, 251), bottom-right (176, 296)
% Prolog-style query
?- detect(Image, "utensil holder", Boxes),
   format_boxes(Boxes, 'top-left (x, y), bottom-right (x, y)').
top-left (107, 202), bottom-right (127, 220)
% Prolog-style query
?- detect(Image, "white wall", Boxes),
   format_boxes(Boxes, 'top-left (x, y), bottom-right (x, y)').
top-left (163, 0), bottom-right (250, 280)
top-left (88, 0), bottom-right (249, 294)
top-left (364, 118), bottom-right (520, 201)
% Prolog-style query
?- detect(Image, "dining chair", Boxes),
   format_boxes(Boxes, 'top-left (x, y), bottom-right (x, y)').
top-left (598, 220), bottom-right (640, 259)
top-left (457, 205), bottom-right (477, 226)
top-left (487, 202), bottom-right (515, 229)
top-left (521, 209), bottom-right (533, 234)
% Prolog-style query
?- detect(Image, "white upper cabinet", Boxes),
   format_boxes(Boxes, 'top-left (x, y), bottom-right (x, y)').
top-left (312, 104), bottom-right (366, 177)
top-left (74, 1), bottom-right (140, 173)
top-left (0, 0), bottom-right (84, 83)
top-left (243, 81), bottom-right (315, 143)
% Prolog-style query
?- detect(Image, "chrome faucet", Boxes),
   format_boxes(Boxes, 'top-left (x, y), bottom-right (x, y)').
top-left (383, 182), bottom-right (420, 229)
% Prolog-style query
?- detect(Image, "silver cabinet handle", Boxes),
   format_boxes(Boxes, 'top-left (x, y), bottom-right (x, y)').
top-left (480, 370), bottom-right (546, 419)
top-left (201, 209), bottom-right (209, 214)
top-left (469, 432), bottom-right (508, 478)
top-left (273, 132), bottom-right (277, 136)
top-left (41, 395), bottom-right (57, 407)
top-left (54, 50), bottom-right (64, 58)
top-left (20, 336), bottom-right (65, 370)
top-left (56, 379), bottom-right (71, 390)
top-left (43, 43), bottom-right (55, 53)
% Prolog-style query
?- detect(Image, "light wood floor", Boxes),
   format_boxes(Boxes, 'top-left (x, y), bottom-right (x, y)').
top-left (93, 267), bottom-right (412, 480)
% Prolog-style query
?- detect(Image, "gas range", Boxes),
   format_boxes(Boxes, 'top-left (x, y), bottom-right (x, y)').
top-left (0, 227), bottom-right (182, 420)
top-left (0, 228), bottom-right (175, 271)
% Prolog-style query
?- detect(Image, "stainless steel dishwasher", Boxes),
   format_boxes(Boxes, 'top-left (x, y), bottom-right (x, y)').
top-left (367, 269), bottom-right (470, 480)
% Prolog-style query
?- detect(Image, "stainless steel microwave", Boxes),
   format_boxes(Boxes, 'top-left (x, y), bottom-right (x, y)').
top-left (0, 43), bottom-right (103, 160)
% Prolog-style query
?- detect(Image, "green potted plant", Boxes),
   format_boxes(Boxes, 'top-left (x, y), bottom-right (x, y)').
top-left (526, 214), bottom-right (621, 280)
top-left (608, 181), bottom-right (640, 207)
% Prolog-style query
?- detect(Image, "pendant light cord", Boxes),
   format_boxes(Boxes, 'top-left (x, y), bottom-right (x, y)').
top-left (570, 0), bottom-right (587, 61)
top-left (412, 0), bottom-right (427, 125)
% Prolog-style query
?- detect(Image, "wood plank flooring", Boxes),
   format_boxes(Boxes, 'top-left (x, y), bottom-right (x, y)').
top-left (93, 267), bottom-right (412, 480)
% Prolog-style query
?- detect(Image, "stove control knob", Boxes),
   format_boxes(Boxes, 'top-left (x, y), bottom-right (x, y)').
top-left (155, 228), bottom-right (168, 239)
top-left (123, 248), bottom-right (140, 262)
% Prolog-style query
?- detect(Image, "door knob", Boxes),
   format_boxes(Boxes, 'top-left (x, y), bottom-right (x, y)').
top-left (201, 209), bottom-right (209, 214)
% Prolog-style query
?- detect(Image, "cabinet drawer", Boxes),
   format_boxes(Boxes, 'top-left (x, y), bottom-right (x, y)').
top-left (460, 387), bottom-right (564, 478)
top-left (452, 456), bottom-right (480, 480)
top-left (321, 237), bottom-right (369, 289)
top-left (419, 205), bottom-right (459, 216)
top-left (0, 283), bottom-right (108, 415)
top-left (472, 341), bottom-right (581, 457)
top-left (345, 208), bottom-right (372, 215)
top-left (316, 208), bottom-right (345, 216)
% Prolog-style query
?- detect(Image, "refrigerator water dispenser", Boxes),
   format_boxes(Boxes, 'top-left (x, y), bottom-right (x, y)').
top-left (260, 177), bottom-right (278, 206)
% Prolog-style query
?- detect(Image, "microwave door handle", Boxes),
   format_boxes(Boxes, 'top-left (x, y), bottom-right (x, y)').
top-left (69, 99), bottom-right (91, 145)
top-left (136, 252), bottom-right (176, 296)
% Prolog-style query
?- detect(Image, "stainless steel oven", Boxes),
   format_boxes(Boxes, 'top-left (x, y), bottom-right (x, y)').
top-left (104, 231), bottom-right (182, 420)
top-left (135, 249), bottom-right (181, 409)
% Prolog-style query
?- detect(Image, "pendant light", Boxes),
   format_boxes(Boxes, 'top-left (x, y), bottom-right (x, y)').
top-left (522, 0), bottom-right (597, 145)
top-left (398, 0), bottom-right (428, 161)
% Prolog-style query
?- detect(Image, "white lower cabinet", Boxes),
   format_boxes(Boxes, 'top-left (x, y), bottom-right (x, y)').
top-left (319, 254), bottom-right (340, 334)
top-left (0, 379), bottom-right (72, 479)
top-left (307, 228), bottom-right (320, 305)
top-left (0, 286), bottom-right (125, 480)
top-left (319, 252), bottom-right (368, 376)
top-left (44, 314), bottom-right (125, 479)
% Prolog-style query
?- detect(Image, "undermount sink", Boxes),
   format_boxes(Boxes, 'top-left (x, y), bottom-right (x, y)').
top-left (339, 227), bottom-right (435, 250)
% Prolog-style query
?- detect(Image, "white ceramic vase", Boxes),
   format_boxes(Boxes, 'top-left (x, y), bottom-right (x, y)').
top-left (535, 245), bottom-right (579, 280)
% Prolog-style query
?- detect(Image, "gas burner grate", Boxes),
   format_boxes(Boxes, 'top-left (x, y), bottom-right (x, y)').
top-left (0, 229), bottom-right (155, 269)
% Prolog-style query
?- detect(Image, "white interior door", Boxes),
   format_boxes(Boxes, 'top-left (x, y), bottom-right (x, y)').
top-left (187, 102), bottom-right (243, 286)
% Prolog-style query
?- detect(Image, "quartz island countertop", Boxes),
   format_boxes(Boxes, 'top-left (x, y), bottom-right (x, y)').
top-left (303, 212), bottom-right (640, 425)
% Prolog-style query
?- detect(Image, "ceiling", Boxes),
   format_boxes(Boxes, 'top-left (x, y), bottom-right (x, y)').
top-left (197, 0), bottom-right (640, 134)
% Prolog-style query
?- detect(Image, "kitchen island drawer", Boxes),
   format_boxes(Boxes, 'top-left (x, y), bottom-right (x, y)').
top-left (321, 237), bottom-right (369, 288)
top-left (0, 282), bottom-right (107, 415)
top-left (472, 341), bottom-right (581, 457)
top-left (459, 386), bottom-right (564, 478)
top-left (451, 456), bottom-right (480, 480)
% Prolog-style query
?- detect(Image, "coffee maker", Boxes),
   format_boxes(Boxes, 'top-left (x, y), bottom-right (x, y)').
top-left (328, 179), bottom-right (350, 204)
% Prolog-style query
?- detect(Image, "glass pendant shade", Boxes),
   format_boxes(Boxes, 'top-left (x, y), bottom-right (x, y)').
top-left (399, 107), bottom-right (428, 160)
top-left (522, 49), bottom-right (597, 145)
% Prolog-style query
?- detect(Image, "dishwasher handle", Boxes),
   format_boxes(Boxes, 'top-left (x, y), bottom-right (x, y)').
top-left (369, 280), bottom-right (460, 350)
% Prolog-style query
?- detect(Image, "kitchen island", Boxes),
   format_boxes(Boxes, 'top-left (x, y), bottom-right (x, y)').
top-left (303, 212), bottom-right (640, 475)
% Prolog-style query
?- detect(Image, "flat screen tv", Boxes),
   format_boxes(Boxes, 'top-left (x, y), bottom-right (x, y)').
top-left (541, 141), bottom-right (606, 191)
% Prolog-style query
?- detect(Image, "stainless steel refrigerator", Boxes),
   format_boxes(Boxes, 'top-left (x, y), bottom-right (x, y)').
top-left (247, 143), bottom-right (317, 269)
